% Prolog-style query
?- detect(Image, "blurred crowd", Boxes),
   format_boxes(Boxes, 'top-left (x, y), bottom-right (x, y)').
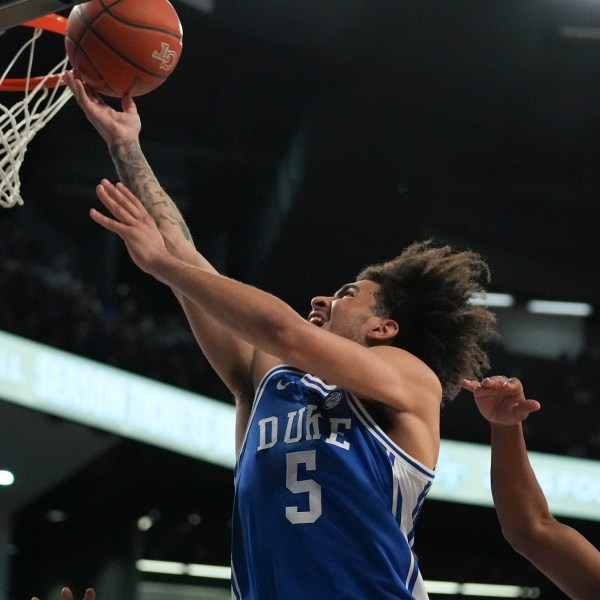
top-left (0, 216), bottom-right (222, 401)
top-left (1, 215), bottom-right (599, 458)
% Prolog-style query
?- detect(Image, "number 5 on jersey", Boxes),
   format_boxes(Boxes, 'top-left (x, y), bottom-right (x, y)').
top-left (285, 450), bottom-right (322, 524)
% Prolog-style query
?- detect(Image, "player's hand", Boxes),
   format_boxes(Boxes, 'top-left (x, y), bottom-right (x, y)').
top-left (91, 179), bottom-right (170, 275)
top-left (462, 375), bottom-right (541, 426)
top-left (64, 70), bottom-right (141, 145)
top-left (32, 587), bottom-right (96, 600)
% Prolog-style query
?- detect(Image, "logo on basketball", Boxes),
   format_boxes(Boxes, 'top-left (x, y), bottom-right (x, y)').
top-left (324, 391), bottom-right (342, 409)
top-left (153, 43), bottom-right (178, 71)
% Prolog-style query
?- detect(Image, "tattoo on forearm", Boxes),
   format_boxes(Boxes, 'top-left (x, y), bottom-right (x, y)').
top-left (109, 140), bottom-right (194, 245)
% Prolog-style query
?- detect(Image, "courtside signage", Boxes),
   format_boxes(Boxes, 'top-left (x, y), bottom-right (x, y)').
top-left (0, 329), bottom-right (235, 467)
top-left (433, 439), bottom-right (600, 522)
top-left (2, 329), bottom-right (599, 521)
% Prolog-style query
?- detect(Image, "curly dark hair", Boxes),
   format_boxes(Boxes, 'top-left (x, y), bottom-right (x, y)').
top-left (357, 240), bottom-right (496, 401)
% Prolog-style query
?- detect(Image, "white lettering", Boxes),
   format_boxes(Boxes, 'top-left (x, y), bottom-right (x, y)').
top-left (325, 418), bottom-right (351, 450)
top-left (284, 407), bottom-right (306, 443)
top-left (536, 467), bottom-right (600, 505)
top-left (33, 352), bottom-right (127, 422)
top-left (257, 416), bottom-right (278, 450)
top-left (0, 348), bottom-right (25, 384)
top-left (256, 410), bottom-right (351, 451)
top-left (128, 383), bottom-right (200, 444)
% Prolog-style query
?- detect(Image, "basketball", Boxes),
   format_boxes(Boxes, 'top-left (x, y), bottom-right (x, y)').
top-left (65, 0), bottom-right (183, 98)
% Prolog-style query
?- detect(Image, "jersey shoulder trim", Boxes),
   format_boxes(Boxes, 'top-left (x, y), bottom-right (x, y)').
top-left (346, 393), bottom-right (436, 480)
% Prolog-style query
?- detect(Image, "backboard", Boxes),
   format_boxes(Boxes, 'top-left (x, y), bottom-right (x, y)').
top-left (0, 0), bottom-right (86, 31)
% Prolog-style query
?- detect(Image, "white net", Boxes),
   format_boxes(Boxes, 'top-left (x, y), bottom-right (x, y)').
top-left (0, 25), bottom-right (72, 208)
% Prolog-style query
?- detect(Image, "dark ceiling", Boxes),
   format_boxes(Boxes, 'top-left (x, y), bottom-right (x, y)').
top-left (2, 0), bottom-right (600, 597)
top-left (5, 0), bottom-right (600, 310)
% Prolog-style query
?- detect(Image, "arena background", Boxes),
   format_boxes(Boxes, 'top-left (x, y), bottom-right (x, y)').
top-left (1, 1), bottom-right (600, 598)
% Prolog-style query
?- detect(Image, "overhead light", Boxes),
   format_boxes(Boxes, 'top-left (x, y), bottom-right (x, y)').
top-left (133, 564), bottom-right (539, 597)
top-left (176, 0), bottom-right (214, 14)
top-left (461, 583), bottom-right (523, 597)
top-left (424, 580), bottom-right (461, 594)
top-left (560, 26), bottom-right (600, 40)
top-left (526, 300), bottom-right (593, 317)
top-left (0, 470), bottom-right (14, 486)
top-left (187, 513), bottom-right (202, 526)
top-left (137, 516), bottom-right (154, 531)
top-left (426, 581), bottom-right (540, 598)
top-left (136, 559), bottom-right (230, 579)
top-left (187, 563), bottom-right (231, 579)
top-left (136, 559), bottom-right (186, 575)
top-left (45, 509), bottom-right (67, 523)
top-left (470, 292), bottom-right (515, 307)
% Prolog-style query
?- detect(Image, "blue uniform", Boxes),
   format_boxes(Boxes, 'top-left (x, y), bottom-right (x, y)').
top-left (231, 364), bottom-right (434, 599)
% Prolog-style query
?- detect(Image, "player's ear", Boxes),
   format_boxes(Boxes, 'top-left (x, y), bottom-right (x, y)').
top-left (366, 318), bottom-right (399, 344)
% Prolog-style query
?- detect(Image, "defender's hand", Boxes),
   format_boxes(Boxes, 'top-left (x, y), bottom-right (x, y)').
top-left (462, 375), bottom-right (541, 425)
top-left (91, 179), bottom-right (169, 275)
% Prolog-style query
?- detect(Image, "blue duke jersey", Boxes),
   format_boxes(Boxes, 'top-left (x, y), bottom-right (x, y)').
top-left (231, 365), bottom-right (435, 600)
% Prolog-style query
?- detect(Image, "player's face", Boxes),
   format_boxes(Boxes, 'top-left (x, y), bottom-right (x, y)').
top-left (308, 279), bottom-right (381, 344)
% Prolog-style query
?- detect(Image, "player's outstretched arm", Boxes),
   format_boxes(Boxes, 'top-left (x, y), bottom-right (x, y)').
top-left (66, 72), bottom-right (257, 410)
top-left (64, 72), bottom-right (199, 264)
top-left (462, 376), bottom-right (600, 599)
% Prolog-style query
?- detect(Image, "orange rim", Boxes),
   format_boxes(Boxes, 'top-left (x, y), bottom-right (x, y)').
top-left (23, 13), bottom-right (67, 35)
top-left (0, 13), bottom-right (68, 92)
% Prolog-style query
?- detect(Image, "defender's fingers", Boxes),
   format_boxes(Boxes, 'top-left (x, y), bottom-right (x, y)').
top-left (524, 399), bottom-right (541, 413)
top-left (90, 207), bottom-right (127, 236)
top-left (61, 588), bottom-right (75, 600)
top-left (498, 378), bottom-right (526, 399)
top-left (96, 182), bottom-right (142, 223)
top-left (96, 184), bottom-right (126, 220)
top-left (98, 179), bottom-right (140, 208)
top-left (481, 375), bottom-right (510, 387)
top-left (84, 589), bottom-right (96, 600)
top-left (504, 377), bottom-right (523, 390)
top-left (97, 180), bottom-right (141, 219)
top-left (461, 378), bottom-right (480, 392)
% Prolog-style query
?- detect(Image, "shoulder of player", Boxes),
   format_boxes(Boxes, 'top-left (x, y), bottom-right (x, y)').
top-left (366, 345), bottom-right (442, 406)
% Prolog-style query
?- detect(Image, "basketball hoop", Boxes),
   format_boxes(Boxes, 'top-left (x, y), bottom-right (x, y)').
top-left (0, 13), bottom-right (72, 208)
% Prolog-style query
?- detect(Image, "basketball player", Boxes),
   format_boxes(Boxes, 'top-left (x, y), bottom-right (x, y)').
top-left (63, 71), bottom-right (496, 599)
top-left (462, 376), bottom-right (600, 600)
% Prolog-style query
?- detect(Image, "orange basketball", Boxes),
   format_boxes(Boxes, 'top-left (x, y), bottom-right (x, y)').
top-left (65, 0), bottom-right (183, 98)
